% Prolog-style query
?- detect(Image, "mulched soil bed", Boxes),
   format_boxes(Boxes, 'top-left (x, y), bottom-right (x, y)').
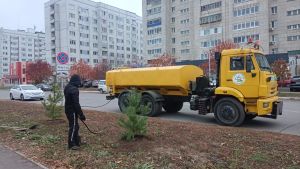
top-left (0, 100), bottom-right (299, 169)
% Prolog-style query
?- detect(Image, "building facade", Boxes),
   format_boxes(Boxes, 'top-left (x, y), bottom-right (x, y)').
top-left (143, 0), bottom-right (300, 66)
top-left (45, 0), bottom-right (143, 74)
top-left (0, 28), bottom-right (46, 81)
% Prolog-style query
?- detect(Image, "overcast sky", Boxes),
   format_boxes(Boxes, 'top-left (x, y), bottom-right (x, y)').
top-left (0, 0), bottom-right (142, 32)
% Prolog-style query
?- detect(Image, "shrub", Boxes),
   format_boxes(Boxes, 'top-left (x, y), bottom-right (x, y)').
top-left (42, 84), bottom-right (64, 120)
top-left (118, 90), bottom-right (149, 141)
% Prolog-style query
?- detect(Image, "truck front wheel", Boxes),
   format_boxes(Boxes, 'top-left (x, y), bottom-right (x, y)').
top-left (214, 98), bottom-right (245, 126)
top-left (163, 101), bottom-right (183, 113)
top-left (141, 94), bottom-right (162, 117)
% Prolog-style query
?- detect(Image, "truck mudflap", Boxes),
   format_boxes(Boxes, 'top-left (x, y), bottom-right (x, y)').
top-left (272, 101), bottom-right (283, 116)
top-left (262, 101), bottom-right (283, 119)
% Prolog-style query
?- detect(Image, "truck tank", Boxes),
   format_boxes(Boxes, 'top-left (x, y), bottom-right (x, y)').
top-left (106, 65), bottom-right (204, 96)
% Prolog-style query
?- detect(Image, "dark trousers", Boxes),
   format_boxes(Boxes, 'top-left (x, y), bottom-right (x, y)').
top-left (65, 112), bottom-right (80, 148)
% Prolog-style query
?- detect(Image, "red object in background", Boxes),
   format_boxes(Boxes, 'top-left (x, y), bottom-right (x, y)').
top-left (277, 79), bottom-right (292, 87)
top-left (9, 62), bottom-right (31, 84)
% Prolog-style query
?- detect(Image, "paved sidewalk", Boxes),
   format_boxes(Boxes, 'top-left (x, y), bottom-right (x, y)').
top-left (0, 144), bottom-right (46, 169)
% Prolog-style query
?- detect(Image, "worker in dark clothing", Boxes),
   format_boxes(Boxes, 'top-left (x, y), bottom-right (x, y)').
top-left (64, 74), bottom-right (86, 150)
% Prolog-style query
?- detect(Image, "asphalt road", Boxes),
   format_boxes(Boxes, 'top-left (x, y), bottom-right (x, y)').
top-left (0, 89), bottom-right (299, 136)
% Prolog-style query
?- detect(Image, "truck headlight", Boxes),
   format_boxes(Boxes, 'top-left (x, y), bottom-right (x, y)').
top-left (263, 102), bottom-right (270, 108)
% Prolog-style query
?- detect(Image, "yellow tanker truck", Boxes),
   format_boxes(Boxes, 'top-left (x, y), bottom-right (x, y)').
top-left (106, 48), bottom-right (283, 126)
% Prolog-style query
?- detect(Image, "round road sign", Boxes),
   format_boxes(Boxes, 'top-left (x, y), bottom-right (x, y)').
top-left (57, 52), bottom-right (69, 64)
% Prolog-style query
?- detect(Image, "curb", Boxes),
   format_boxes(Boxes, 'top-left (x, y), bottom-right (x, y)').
top-left (79, 90), bottom-right (99, 93)
top-left (279, 97), bottom-right (300, 100)
top-left (3, 145), bottom-right (48, 169)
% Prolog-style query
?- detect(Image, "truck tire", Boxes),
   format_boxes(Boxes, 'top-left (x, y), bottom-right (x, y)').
top-left (141, 94), bottom-right (162, 117)
top-left (214, 97), bottom-right (245, 126)
top-left (163, 101), bottom-right (183, 113)
top-left (118, 92), bottom-right (130, 113)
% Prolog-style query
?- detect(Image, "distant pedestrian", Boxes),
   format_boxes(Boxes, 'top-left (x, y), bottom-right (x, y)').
top-left (64, 74), bottom-right (86, 150)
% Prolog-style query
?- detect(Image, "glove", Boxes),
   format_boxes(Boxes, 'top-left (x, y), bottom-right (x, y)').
top-left (79, 114), bottom-right (86, 121)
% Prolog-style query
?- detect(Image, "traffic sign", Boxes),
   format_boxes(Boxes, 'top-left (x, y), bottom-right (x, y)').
top-left (57, 52), bottom-right (69, 64)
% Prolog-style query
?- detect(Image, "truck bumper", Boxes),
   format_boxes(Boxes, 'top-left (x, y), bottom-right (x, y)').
top-left (106, 95), bottom-right (115, 100)
top-left (257, 96), bottom-right (283, 119)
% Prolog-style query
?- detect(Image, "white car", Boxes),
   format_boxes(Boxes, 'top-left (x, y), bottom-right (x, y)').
top-left (10, 85), bottom-right (45, 101)
top-left (98, 80), bottom-right (107, 94)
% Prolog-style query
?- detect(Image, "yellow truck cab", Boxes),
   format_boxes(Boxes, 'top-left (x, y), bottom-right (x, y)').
top-left (213, 49), bottom-right (282, 125)
top-left (106, 48), bottom-right (283, 126)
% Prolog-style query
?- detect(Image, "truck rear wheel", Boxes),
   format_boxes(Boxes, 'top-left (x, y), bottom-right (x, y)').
top-left (141, 94), bottom-right (162, 117)
top-left (118, 92), bottom-right (129, 113)
top-left (214, 97), bottom-right (245, 126)
top-left (163, 101), bottom-right (183, 113)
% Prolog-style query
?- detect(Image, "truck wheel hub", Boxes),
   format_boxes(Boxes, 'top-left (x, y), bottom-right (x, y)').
top-left (220, 106), bottom-right (237, 121)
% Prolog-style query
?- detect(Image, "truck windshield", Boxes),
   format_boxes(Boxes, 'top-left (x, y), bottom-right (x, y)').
top-left (255, 53), bottom-right (271, 71)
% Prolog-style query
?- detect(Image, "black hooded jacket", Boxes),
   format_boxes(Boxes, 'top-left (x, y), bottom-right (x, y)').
top-left (64, 75), bottom-right (84, 117)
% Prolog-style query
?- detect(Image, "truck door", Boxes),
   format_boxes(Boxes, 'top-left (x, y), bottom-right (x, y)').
top-left (225, 55), bottom-right (259, 98)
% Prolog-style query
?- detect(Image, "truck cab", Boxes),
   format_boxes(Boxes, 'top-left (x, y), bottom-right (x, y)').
top-left (212, 49), bottom-right (282, 125)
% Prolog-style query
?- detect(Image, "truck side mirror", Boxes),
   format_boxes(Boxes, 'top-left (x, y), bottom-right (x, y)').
top-left (246, 55), bottom-right (252, 73)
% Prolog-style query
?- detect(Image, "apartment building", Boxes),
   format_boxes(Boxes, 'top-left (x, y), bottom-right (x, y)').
top-left (45, 0), bottom-right (143, 74)
top-left (143, 0), bottom-right (300, 66)
top-left (0, 28), bottom-right (46, 80)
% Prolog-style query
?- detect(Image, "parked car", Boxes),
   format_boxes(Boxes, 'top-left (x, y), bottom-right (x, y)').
top-left (92, 80), bottom-right (99, 88)
top-left (10, 85), bottom-right (45, 101)
top-left (36, 83), bottom-right (52, 91)
top-left (277, 79), bottom-right (291, 87)
top-left (290, 76), bottom-right (300, 92)
top-left (83, 80), bottom-right (93, 88)
top-left (98, 80), bottom-right (107, 93)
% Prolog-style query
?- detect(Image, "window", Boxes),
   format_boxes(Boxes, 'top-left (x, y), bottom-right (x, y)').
top-left (171, 27), bottom-right (175, 33)
top-left (287, 9), bottom-right (300, 16)
top-left (171, 17), bottom-right (176, 23)
top-left (271, 6), bottom-right (277, 14)
top-left (181, 41), bottom-right (190, 46)
top-left (69, 22), bottom-right (75, 27)
top-left (181, 49), bottom-right (190, 54)
top-left (70, 48), bottom-right (76, 53)
top-left (147, 27), bottom-right (162, 35)
top-left (287, 35), bottom-right (300, 41)
top-left (70, 40), bottom-right (76, 45)
top-left (201, 39), bottom-right (221, 48)
top-left (172, 38), bottom-right (176, 44)
top-left (180, 30), bottom-right (190, 35)
top-left (80, 33), bottom-right (89, 38)
top-left (171, 7), bottom-right (175, 12)
top-left (233, 4), bottom-right (259, 17)
top-left (146, 0), bottom-right (161, 5)
top-left (180, 8), bottom-right (189, 14)
top-left (93, 43), bottom-right (98, 48)
top-left (271, 34), bottom-right (278, 42)
top-left (147, 7), bottom-right (162, 16)
top-left (234, 0), bottom-right (251, 3)
top-left (287, 24), bottom-right (300, 30)
top-left (233, 34), bottom-right (260, 43)
top-left (271, 20), bottom-right (277, 28)
top-left (147, 18), bottom-right (161, 27)
top-left (181, 19), bottom-right (189, 24)
top-left (200, 13), bottom-right (222, 24)
top-left (201, 1), bottom-right (222, 12)
top-left (147, 38), bottom-right (162, 45)
top-left (230, 56), bottom-right (245, 70)
top-left (70, 57), bottom-right (76, 62)
top-left (233, 21), bottom-right (259, 31)
top-left (200, 27), bottom-right (222, 36)
top-left (69, 13), bottom-right (75, 18)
